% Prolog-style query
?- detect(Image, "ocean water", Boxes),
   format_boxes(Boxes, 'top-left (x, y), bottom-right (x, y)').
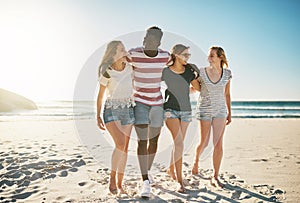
top-left (231, 101), bottom-right (300, 118)
top-left (0, 100), bottom-right (300, 121)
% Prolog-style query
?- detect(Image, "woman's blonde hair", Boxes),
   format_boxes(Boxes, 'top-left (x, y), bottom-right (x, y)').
top-left (210, 46), bottom-right (229, 68)
top-left (98, 40), bottom-right (122, 77)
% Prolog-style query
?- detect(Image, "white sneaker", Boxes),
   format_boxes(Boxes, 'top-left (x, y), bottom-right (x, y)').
top-left (140, 180), bottom-right (151, 198)
top-left (148, 171), bottom-right (155, 185)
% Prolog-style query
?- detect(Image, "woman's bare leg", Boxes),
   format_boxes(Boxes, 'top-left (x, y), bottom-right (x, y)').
top-left (192, 120), bottom-right (211, 174)
top-left (106, 122), bottom-right (132, 194)
top-left (167, 121), bottom-right (189, 180)
top-left (211, 118), bottom-right (226, 187)
top-left (165, 118), bottom-right (185, 192)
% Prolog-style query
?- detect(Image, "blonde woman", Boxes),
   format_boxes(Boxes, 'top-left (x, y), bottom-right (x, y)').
top-left (96, 41), bottom-right (135, 195)
top-left (162, 44), bottom-right (200, 193)
top-left (192, 46), bottom-right (232, 188)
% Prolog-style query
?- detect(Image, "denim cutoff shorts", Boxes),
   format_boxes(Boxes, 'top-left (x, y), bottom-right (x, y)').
top-left (103, 106), bottom-right (135, 125)
top-left (164, 108), bottom-right (192, 122)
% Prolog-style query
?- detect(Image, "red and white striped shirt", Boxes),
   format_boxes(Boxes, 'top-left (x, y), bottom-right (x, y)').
top-left (129, 47), bottom-right (170, 106)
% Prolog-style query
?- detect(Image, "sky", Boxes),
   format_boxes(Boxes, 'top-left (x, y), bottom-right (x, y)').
top-left (0, 0), bottom-right (299, 101)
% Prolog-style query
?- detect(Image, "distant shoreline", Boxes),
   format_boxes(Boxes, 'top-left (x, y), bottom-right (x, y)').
top-left (0, 88), bottom-right (37, 112)
top-left (2, 100), bottom-right (300, 120)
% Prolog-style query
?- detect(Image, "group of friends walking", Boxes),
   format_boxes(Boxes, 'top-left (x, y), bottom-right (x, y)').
top-left (96, 26), bottom-right (232, 197)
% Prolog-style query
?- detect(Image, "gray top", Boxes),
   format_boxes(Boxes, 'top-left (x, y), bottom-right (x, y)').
top-left (162, 64), bottom-right (199, 111)
top-left (197, 67), bottom-right (232, 114)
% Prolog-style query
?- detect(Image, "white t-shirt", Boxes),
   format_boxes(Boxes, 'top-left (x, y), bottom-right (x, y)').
top-left (98, 63), bottom-right (135, 108)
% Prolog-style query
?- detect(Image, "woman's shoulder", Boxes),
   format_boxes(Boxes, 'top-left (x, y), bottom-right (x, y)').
top-left (162, 66), bottom-right (171, 76)
top-left (163, 66), bottom-right (171, 72)
top-left (185, 63), bottom-right (200, 73)
top-left (223, 68), bottom-right (232, 75)
top-left (223, 68), bottom-right (232, 79)
top-left (125, 62), bottom-right (133, 69)
top-left (198, 67), bottom-right (206, 73)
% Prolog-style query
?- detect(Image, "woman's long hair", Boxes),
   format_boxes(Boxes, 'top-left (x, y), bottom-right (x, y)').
top-left (98, 40), bottom-right (122, 78)
top-left (210, 46), bottom-right (229, 68)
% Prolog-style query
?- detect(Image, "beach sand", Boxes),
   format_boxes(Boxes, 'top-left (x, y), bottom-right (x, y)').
top-left (0, 118), bottom-right (299, 202)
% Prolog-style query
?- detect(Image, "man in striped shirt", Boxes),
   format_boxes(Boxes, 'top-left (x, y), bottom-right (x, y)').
top-left (129, 26), bottom-right (170, 198)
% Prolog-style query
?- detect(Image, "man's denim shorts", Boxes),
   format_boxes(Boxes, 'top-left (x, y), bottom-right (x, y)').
top-left (134, 102), bottom-right (164, 127)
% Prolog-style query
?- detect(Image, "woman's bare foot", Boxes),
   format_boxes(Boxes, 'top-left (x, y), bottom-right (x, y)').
top-left (192, 164), bottom-right (198, 175)
top-left (167, 169), bottom-right (177, 180)
top-left (210, 177), bottom-right (224, 188)
top-left (117, 186), bottom-right (127, 195)
top-left (177, 183), bottom-right (186, 193)
top-left (109, 186), bottom-right (118, 195)
top-left (109, 177), bottom-right (118, 195)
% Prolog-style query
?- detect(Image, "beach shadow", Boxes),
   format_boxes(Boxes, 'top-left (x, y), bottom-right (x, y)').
top-left (90, 167), bottom-right (286, 202)
top-left (115, 195), bottom-right (168, 203)
top-left (186, 169), bottom-right (285, 202)
top-left (154, 185), bottom-right (241, 203)
top-left (151, 182), bottom-right (283, 202)
top-left (0, 145), bottom-right (87, 202)
top-left (221, 182), bottom-right (284, 202)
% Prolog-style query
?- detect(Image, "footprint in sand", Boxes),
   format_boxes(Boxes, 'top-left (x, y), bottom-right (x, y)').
top-left (78, 181), bottom-right (88, 187)
top-left (73, 159), bottom-right (86, 167)
top-left (75, 155), bottom-right (83, 158)
top-left (5, 157), bottom-right (14, 164)
top-left (11, 190), bottom-right (38, 200)
top-left (0, 149), bottom-right (88, 201)
top-left (5, 170), bottom-right (23, 179)
top-left (253, 184), bottom-right (273, 195)
top-left (189, 179), bottom-right (200, 187)
top-left (18, 152), bottom-right (30, 156)
top-left (58, 170), bottom-right (68, 177)
top-left (15, 187), bottom-right (26, 194)
top-left (252, 158), bottom-right (269, 162)
top-left (30, 172), bottom-right (44, 181)
top-left (69, 167), bottom-right (78, 172)
top-left (17, 179), bottom-right (30, 188)
top-left (55, 196), bottom-right (66, 201)
top-left (270, 188), bottom-right (286, 201)
top-left (44, 174), bottom-right (56, 179)
top-left (183, 162), bottom-right (189, 167)
top-left (231, 190), bottom-right (242, 199)
top-left (0, 179), bottom-right (15, 187)
top-left (273, 188), bottom-right (285, 195)
top-left (7, 164), bottom-right (19, 171)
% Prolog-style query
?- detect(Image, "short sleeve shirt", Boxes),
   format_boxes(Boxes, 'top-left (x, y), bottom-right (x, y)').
top-left (161, 64), bottom-right (199, 111)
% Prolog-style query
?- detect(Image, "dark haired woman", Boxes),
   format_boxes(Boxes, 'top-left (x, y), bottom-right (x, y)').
top-left (162, 44), bottom-right (200, 193)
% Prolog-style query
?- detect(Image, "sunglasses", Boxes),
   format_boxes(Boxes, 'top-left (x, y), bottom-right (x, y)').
top-left (180, 53), bottom-right (191, 58)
